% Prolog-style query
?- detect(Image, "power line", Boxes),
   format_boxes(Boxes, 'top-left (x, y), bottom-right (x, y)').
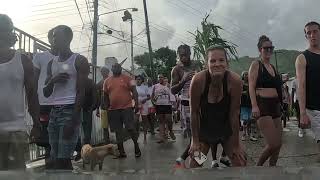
top-left (99, 32), bottom-right (148, 49)
top-left (26, 7), bottom-right (87, 18)
top-left (134, 17), bottom-right (194, 45)
top-left (32, 24), bottom-right (86, 37)
top-left (164, 0), bottom-right (201, 18)
top-left (30, 3), bottom-right (86, 13)
top-left (74, 0), bottom-right (92, 46)
top-left (19, 11), bottom-right (88, 24)
top-left (85, 0), bottom-right (93, 27)
top-left (31, 0), bottom-right (75, 7)
top-left (74, 0), bottom-right (86, 26)
top-left (175, 0), bottom-right (203, 16)
top-left (163, 0), bottom-right (256, 42)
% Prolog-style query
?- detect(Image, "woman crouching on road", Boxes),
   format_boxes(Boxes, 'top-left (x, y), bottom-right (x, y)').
top-left (188, 45), bottom-right (246, 168)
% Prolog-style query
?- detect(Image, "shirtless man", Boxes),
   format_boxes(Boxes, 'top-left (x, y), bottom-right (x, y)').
top-left (171, 45), bottom-right (199, 164)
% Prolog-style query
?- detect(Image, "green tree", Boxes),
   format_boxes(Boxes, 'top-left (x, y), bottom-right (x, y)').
top-left (190, 14), bottom-right (238, 63)
top-left (134, 46), bottom-right (177, 79)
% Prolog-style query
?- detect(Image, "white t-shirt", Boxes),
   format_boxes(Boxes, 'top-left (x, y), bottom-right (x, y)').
top-left (153, 83), bottom-right (171, 106)
top-left (136, 85), bottom-right (149, 103)
top-left (32, 51), bottom-right (55, 105)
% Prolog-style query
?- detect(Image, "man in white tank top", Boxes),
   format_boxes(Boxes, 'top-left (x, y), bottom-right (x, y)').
top-left (0, 14), bottom-right (41, 170)
top-left (43, 25), bottom-right (89, 170)
top-left (32, 27), bottom-right (56, 169)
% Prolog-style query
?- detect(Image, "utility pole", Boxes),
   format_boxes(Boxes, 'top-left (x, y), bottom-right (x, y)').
top-left (92, 0), bottom-right (98, 82)
top-left (143, 0), bottom-right (154, 79)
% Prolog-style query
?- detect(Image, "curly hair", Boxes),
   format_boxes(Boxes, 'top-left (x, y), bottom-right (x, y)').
top-left (257, 35), bottom-right (272, 49)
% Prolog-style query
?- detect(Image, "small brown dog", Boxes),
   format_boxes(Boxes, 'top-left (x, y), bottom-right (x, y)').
top-left (81, 144), bottom-right (119, 171)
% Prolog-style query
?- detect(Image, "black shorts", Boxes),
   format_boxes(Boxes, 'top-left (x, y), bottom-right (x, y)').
top-left (155, 105), bottom-right (172, 114)
top-left (257, 96), bottom-right (281, 119)
top-left (108, 108), bottom-right (135, 132)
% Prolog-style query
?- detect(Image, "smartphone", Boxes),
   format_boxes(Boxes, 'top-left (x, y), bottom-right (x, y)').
top-left (193, 151), bottom-right (207, 165)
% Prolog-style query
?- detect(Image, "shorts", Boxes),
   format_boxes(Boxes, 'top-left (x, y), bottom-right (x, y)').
top-left (257, 96), bottom-right (281, 119)
top-left (0, 131), bottom-right (29, 170)
top-left (137, 103), bottom-right (149, 116)
top-left (108, 108), bottom-right (135, 132)
top-left (100, 109), bottom-right (108, 129)
top-left (48, 105), bottom-right (79, 159)
top-left (307, 109), bottom-right (320, 141)
top-left (240, 107), bottom-right (252, 122)
top-left (155, 105), bottom-right (172, 114)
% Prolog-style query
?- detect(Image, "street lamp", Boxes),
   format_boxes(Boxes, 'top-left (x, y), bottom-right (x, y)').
top-left (122, 10), bottom-right (135, 75)
top-left (99, 8), bottom-right (138, 17)
top-left (98, 8), bottom-right (138, 75)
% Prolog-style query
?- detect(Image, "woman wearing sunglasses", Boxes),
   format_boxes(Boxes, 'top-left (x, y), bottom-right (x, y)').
top-left (248, 35), bottom-right (283, 166)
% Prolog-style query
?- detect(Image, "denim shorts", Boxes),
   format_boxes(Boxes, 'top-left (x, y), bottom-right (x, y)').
top-left (240, 107), bottom-right (252, 122)
top-left (48, 105), bottom-right (79, 159)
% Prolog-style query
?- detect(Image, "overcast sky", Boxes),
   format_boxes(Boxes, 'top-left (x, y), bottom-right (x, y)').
top-left (1, 0), bottom-right (320, 68)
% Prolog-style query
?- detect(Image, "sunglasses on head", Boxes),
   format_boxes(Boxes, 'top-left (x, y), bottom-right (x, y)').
top-left (261, 46), bottom-right (275, 51)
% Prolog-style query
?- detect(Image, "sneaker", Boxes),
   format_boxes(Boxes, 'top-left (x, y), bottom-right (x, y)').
top-left (115, 153), bottom-right (127, 159)
top-left (241, 135), bottom-right (246, 141)
top-left (211, 160), bottom-right (219, 168)
top-left (283, 128), bottom-right (290, 132)
top-left (176, 157), bottom-right (184, 165)
top-left (250, 136), bottom-right (258, 141)
top-left (169, 131), bottom-right (176, 140)
top-left (135, 145), bottom-right (141, 158)
top-left (74, 153), bottom-right (81, 162)
top-left (298, 129), bottom-right (304, 138)
top-left (219, 156), bottom-right (231, 167)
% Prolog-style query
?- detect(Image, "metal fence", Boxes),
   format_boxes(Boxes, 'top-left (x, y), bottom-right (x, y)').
top-left (13, 27), bottom-right (105, 163)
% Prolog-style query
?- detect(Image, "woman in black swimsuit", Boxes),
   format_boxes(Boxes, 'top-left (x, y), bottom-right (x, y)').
top-left (248, 35), bottom-right (283, 166)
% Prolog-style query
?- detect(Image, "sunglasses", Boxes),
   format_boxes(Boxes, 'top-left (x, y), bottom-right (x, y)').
top-left (261, 46), bottom-right (275, 51)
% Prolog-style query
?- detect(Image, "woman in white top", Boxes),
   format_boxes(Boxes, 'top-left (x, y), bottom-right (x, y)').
top-left (135, 75), bottom-right (151, 143)
top-left (152, 74), bottom-right (176, 143)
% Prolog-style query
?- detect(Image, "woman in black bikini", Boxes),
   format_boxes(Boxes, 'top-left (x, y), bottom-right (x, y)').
top-left (248, 35), bottom-right (283, 166)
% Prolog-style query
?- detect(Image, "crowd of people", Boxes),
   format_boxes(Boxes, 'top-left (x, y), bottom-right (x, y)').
top-left (1, 13), bottom-right (320, 171)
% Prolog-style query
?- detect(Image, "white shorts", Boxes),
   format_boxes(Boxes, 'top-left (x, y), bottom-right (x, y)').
top-left (307, 109), bottom-right (320, 141)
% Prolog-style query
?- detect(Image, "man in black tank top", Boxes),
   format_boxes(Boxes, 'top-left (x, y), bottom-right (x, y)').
top-left (296, 21), bottom-right (320, 161)
top-left (188, 46), bottom-right (246, 168)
